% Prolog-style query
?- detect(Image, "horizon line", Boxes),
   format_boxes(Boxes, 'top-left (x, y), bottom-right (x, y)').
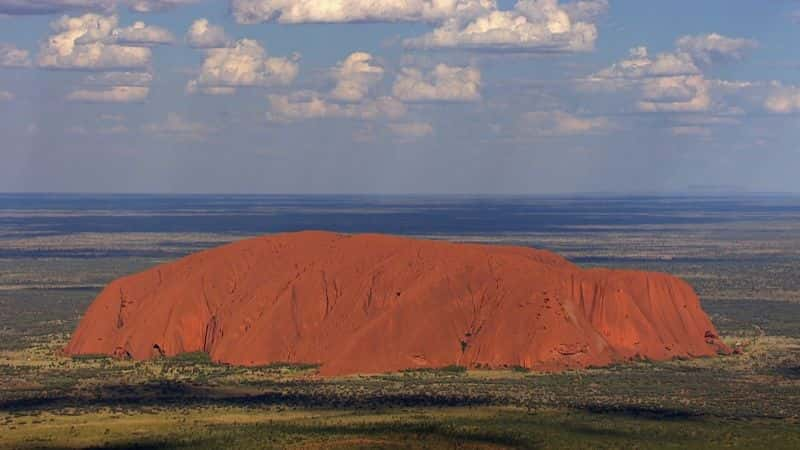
top-left (0, 191), bottom-right (798, 198)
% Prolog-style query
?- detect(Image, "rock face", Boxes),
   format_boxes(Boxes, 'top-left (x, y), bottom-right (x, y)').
top-left (66, 231), bottom-right (728, 375)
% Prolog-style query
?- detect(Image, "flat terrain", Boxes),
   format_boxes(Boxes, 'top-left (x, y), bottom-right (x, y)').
top-left (1, 194), bottom-right (799, 449)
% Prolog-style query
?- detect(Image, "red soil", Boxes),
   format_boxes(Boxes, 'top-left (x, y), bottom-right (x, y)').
top-left (65, 231), bottom-right (729, 376)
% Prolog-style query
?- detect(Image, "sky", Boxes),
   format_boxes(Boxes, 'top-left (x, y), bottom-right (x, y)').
top-left (0, 0), bottom-right (799, 194)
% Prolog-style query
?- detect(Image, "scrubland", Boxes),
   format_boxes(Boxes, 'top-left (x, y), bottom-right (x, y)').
top-left (2, 198), bottom-right (800, 448)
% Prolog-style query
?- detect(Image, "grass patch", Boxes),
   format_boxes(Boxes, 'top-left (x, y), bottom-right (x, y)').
top-left (257, 362), bottom-right (321, 372)
top-left (2, 406), bottom-right (800, 449)
top-left (70, 354), bottom-right (114, 362)
top-left (167, 352), bottom-right (214, 365)
top-left (400, 365), bottom-right (467, 376)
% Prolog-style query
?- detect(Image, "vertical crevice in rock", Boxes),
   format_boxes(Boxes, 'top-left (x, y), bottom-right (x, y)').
top-left (203, 315), bottom-right (218, 353)
top-left (321, 270), bottom-right (331, 318)
top-left (116, 288), bottom-right (127, 329)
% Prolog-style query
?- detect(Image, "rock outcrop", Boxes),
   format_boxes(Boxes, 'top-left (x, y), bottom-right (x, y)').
top-left (66, 231), bottom-right (728, 375)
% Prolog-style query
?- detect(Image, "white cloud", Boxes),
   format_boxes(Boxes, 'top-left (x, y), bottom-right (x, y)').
top-left (111, 21), bottom-right (174, 46)
top-left (330, 52), bottom-right (384, 102)
top-left (0, 43), bottom-right (31, 68)
top-left (582, 35), bottom-right (756, 115)
top-left (405, 0), bottom-right (601, 52)
top-left (676, 33), bottom-right (757, 65)
top-left (67, 70), bottom-right (153, 102)
top-left (267, 92), bottom-right (406, 122)
top-left (583, 45), bottom-right (713, 113)
top-left (67, 68), bottom-right (153, 103)
top-left (562, 0), bottom-right (608, 21)
top-left (266, 53), bottom-right (411, 125)
top-left (393, 64), bottom-right (481, 102)
top-left (37, 14), bottom-right (152, 70)
top-left (591, 47), bottom-right (700, 81)
top-left (231, 1), bottom-right (604, 53)
top-left (521, 110), bottom-right (612, 136)
top-left (41, 20), bottom-right (158, 104)
top-left (187, 39), bottom-right (299, 94)
top-left (230, 0), bottom-right (494, 24)
top-left (127, 0), bottom-right (198, 12)
top-left (0, 90), bottom-right (13, 101)
top-left (66, 85), bottom-right (149, 102)
top-left (764, 84), bottom-right (800, 114)
top-left (186, 18), bottom-right (229, 49)
top-left (640, 75), bottom-right (702, 102)
top-left (388, 121), bottom-right (434, 140)
top-left (0, 0), bottom-right (113, 15)
top-left (637, 75), bottom-right (710, 112)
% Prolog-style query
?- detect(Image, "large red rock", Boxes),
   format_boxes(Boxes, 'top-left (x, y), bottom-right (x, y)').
top-left (65, 231), bottom-right (728, 375)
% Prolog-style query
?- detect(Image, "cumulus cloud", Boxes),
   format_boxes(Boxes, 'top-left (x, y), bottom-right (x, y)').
top-left (562, 0), bottom-right (608, 21)
top-left (582, 34), bottom-right (757, 114)
top-left (676, 33), bottom-right (757, 65)
top-left (66, 70), bottom-right (152, 102)
top-left (388, 121), bottom-right (434, 140)
top-left (230, 0), bottom-right (494, 24)
top-left (230, 0), bottom-right (603, 53)
top-left (264, 52), bottom-right (412, 125)
top-left (0, 43), bottom-right (31, 68)
top-left (0, 90), bottom-right (13, 101)
top-left (143, 112), bottom-right (212, 140)
top-left (186, 39), bottom-right (299, 94)
top-left (393, 64), bottom-right (481, 102)
top-left (521, 110), bottom-right (612, 136)
top-left (330, 52), bottom-right (384, 102)
top-left (405, 0), bottom-right (601, 52)
top-left (186, 18), bottom-right (229, 49)
top-left (590, 47), bottom-right (700, 81)
top-left (0, 0), bottom-right (113, 15)
top-left (764, 84), bottom-right (800, 113)
top-left (66, 85), bottom-right (149, 102)
top-left (267, 92), bottom-right (406, 122)
top-left (582, 45), bottom-right (714, 113)
top-left (111, 21), bottom-right (174, 46)
top-left (637, 75), bottom-right (711, 112)
top-left (37, 14), bottom-right (152, 70)
top-left (127, 0), bottom-right (198, 12)
top-left (0, 0), bottom-right (198, 14)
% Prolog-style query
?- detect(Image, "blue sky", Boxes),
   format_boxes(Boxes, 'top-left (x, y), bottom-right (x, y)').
top-left (0, 0), bottom-right (799, 194)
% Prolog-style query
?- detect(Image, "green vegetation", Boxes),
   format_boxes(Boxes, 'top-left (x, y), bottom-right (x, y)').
top-left (3, 406), bottom-right (800, 449)
top-left (1, 329), bottom-right (798, 449)
top-left (258, 362), bottom-right (322, 372)
top-left (167, 351), bottom-right (214, 364)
